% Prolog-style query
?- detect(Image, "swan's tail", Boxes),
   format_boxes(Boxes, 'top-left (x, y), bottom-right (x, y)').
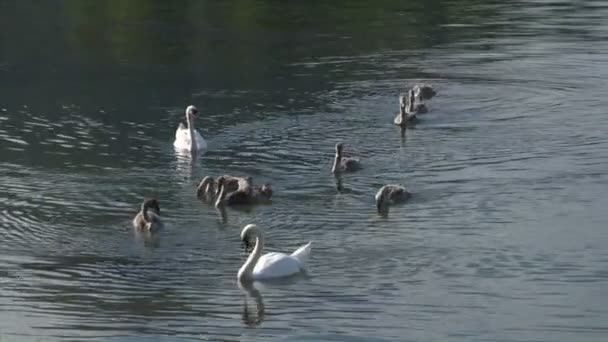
top-left (291, 241), bottom-right (312, 265)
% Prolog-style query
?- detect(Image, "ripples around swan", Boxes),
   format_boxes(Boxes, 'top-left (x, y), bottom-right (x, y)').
top-left (2, 0), bottom-right (608, 341)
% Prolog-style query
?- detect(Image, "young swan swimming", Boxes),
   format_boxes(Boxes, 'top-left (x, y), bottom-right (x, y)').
top-left (220, 175), bottom-right (251, 193)
top-left (412, 84), bottom-right (436, 101)
top-left (132, 198), bottom-right (163, 231)
top-left (215, 176), bottom-right (272, 207)
top-left (252, 183), bottom-right (273, 203)
top-left (331, 143), bottom-right (362, 174)
top-left (196, 176), bottom-right (216, 201)
top-left (375, 184), bottom-right (411, 213)
top-left (410, 91), bottom-right (429, 115)
top-left (394, 93), bottom-right (412, 126)
top-left (173, 105), bottom-right (208, 152)
top-left (197, 175), bottom-right (250, 201)
top-left (394, 89), bottom-right (425, 126)
top-left (237, 224), bottom-right (312, 282)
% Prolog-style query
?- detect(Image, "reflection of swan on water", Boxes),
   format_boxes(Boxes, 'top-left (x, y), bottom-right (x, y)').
top-left (237, 224), bottom-right (312, 282)
top-left (334, 173), bottom-right (344, 192)
top-left (134, 228), bottom-right (161, 248)
top-left (173, 147), bottom-right (199, 183)
top-left (173, 105), bottom-right (207, 153)
top-left (216, 204), bottom-right (228, 224)
top-left (238, 281), bottom-right (265, 327)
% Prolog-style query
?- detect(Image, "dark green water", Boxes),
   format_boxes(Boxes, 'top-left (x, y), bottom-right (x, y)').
top-left (1, 1), bottom-right (608, 341)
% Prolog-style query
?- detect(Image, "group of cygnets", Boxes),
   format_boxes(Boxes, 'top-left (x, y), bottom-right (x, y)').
top-left (132, 83), bottom-right (436, 283)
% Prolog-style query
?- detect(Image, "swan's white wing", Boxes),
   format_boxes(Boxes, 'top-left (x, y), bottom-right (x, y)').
top-left (193, 129), bottom-right (207, 150)
top-left (174, 125), bottom-right (190, 149)
top-left (252, 252), bottom-right (302, 279)
top-left (173, 127), bottom-right (207, 151)
top-left (290, 241), bottom-right (312, 265)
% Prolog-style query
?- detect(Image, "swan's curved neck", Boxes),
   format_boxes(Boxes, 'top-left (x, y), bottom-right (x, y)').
top-left (400, 100), bottom-right (406, 118)
top-left (141, 203), bottom-right (151, 222)
top-left (186, 112), bottom-right (197, 151)
top-left (376, 188), bottom-right (388, 213)
top-left (198, 178), bottom-right (213, 195)
top-left (215, 183), bottom-right (225, 207)
top-left (238, 230), bottom-right (264, 281)
top-left (407, 94), bottom-right (415, 113)
top-left (331, 152), bottom-right (341, 173)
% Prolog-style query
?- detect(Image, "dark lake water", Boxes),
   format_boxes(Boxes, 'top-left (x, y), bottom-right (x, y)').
top-left (2, 1), bottom-right (608, 341)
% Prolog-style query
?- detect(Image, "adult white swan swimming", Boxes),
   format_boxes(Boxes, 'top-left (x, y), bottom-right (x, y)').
top-left (238, 224), bottom-right (312, 282)
top-left (173, 105), bottom-right (207, 152)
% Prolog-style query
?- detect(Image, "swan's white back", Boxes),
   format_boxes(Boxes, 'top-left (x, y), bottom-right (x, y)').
top-left (251, 242), bottom-right (312, 280)
top-left (173, 124), bottom-right (207, 151)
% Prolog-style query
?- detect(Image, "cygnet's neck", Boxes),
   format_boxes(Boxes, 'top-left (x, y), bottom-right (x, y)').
top-left (215, 183), bottom-right (226, 207)
top-left (332, 151), bottom-right (342, 173)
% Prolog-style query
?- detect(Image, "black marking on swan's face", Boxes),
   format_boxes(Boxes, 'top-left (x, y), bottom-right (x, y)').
top-left (241, 232), bottom-right (255, 253)
top-left (186, 105), bottom-right (198, 119)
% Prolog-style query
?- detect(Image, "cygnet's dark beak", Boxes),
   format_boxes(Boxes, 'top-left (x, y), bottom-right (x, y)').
top-left (376, 196), bottom-right (385, 214)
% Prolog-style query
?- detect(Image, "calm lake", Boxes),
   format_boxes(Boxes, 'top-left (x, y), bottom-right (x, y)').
top-left (1, 1), bottom-right (608, 341)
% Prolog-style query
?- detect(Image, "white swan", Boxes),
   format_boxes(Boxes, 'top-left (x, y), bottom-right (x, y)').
top-left (238, 224), bottom-right (312, 282)
top-left (173, 105), bottom-right (207, 151)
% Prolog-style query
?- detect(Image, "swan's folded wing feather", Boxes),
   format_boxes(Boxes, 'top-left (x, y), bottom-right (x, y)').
top-left (290, 241), bottom-right (312, 265)
top-left (252, 253), bottom-right (302, 279)
top-left (174, 127), bottom-right (192, 150)
top-left (193, 129), bottom-right (207, 150)
top-left (175, 125), bottom-right (189, 141)
top-left (174, 126), bottom-right (207, 151)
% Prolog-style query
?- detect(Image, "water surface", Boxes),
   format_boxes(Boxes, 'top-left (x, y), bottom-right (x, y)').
top-left (1, 1), bottom-right (608, 341)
